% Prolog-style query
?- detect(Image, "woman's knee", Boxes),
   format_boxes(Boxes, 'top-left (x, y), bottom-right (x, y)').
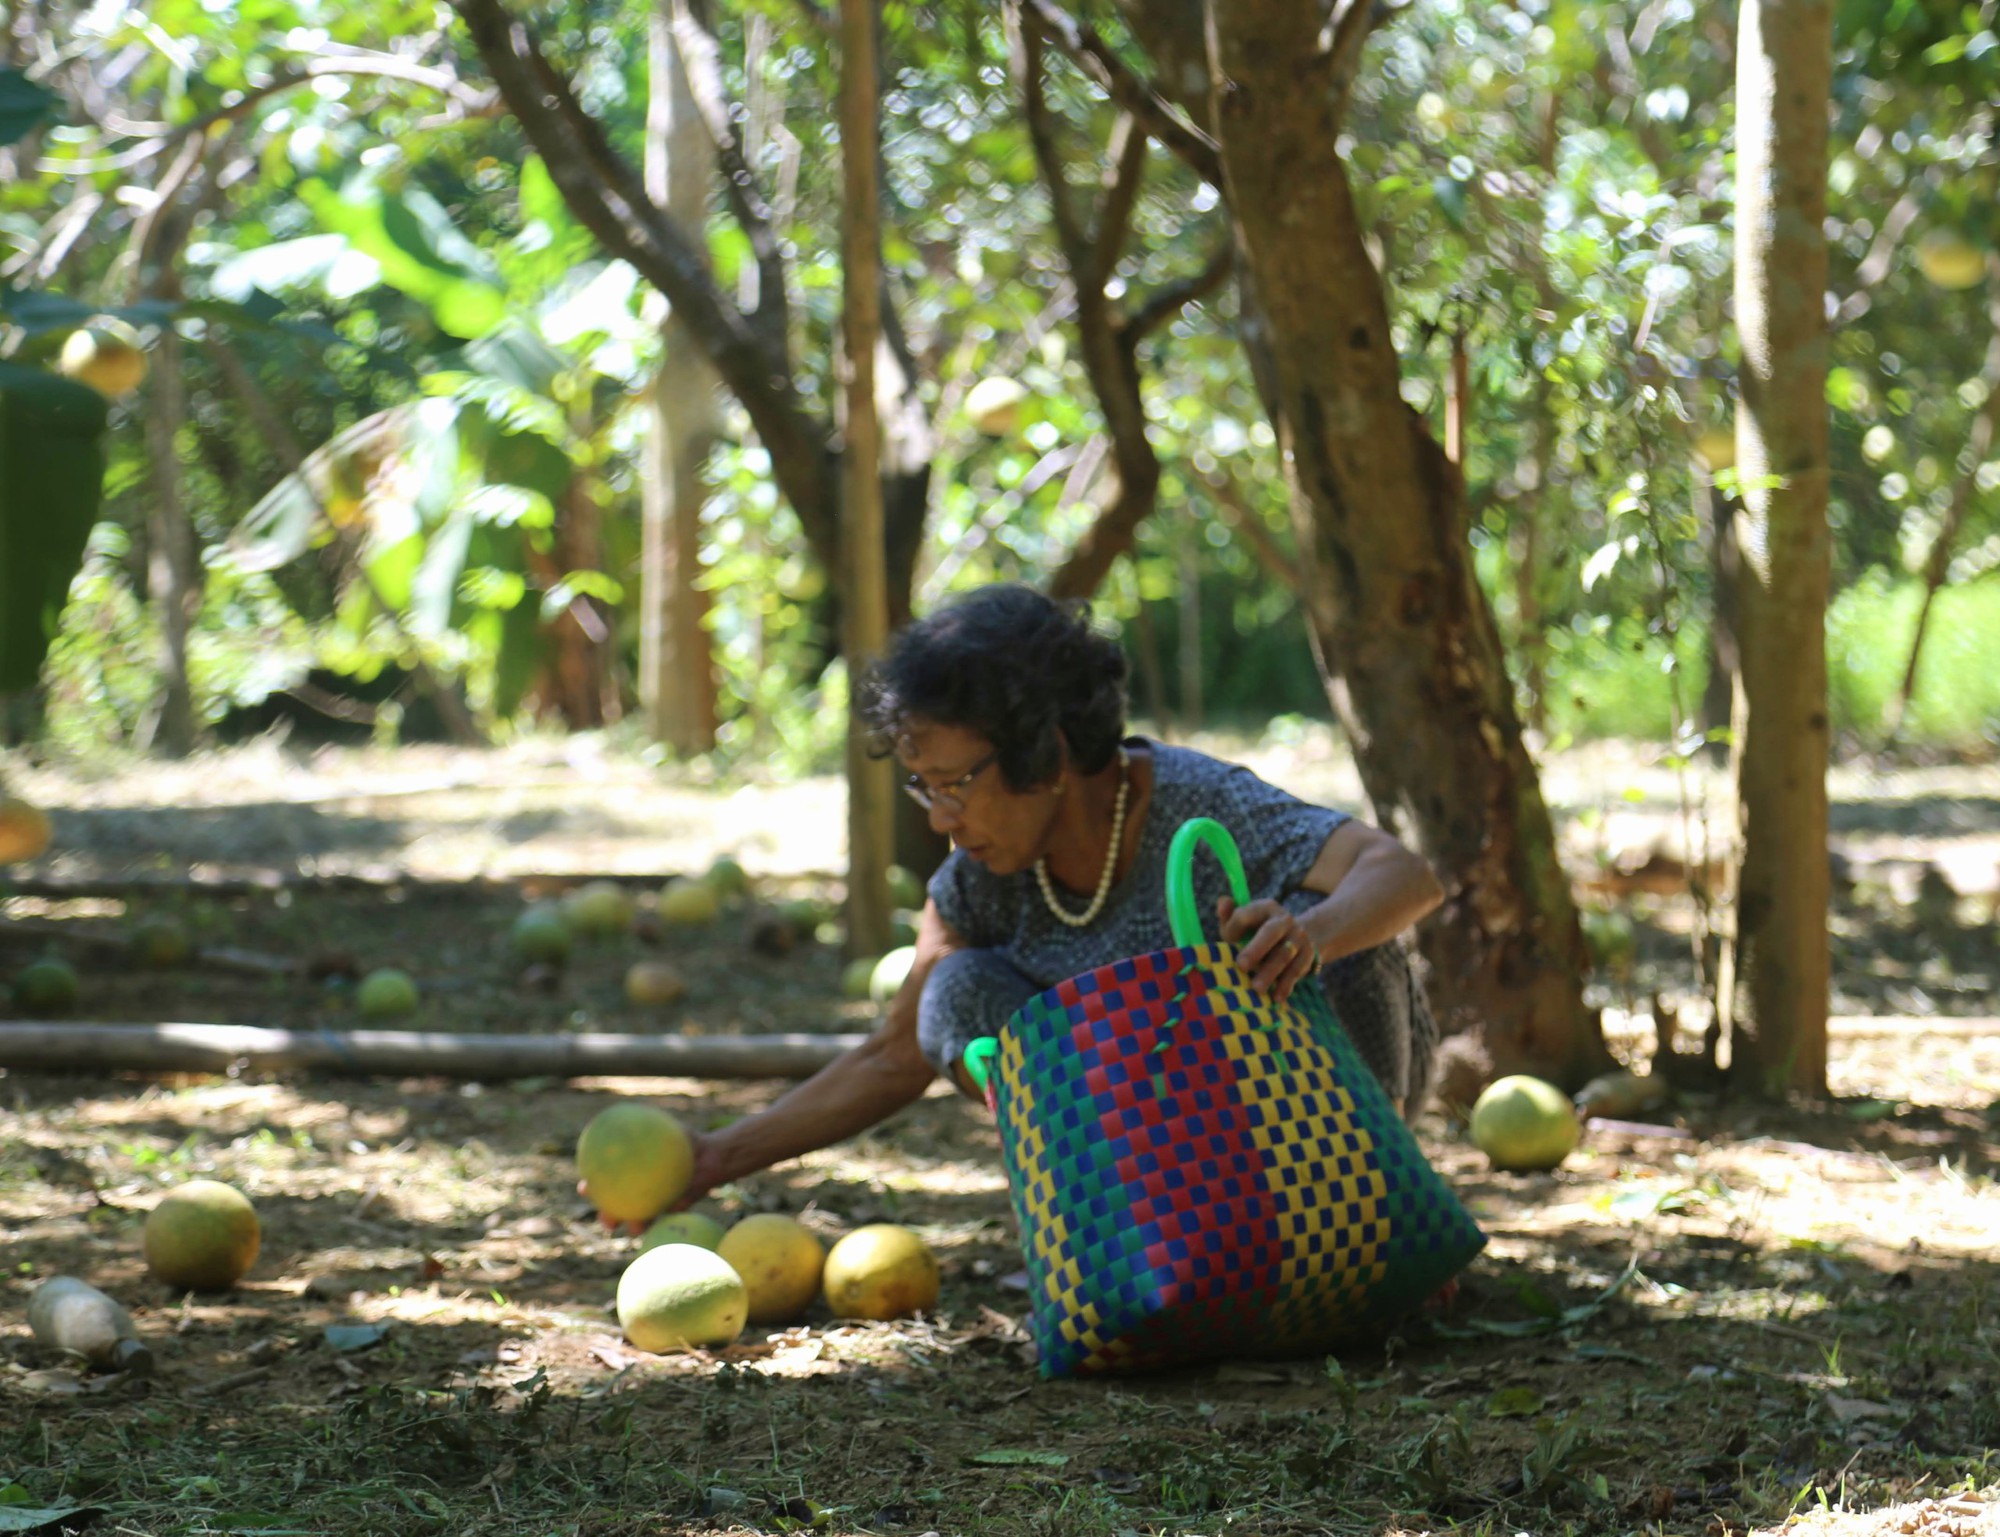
top-left (914, 948), bottom-right (1042, 1078)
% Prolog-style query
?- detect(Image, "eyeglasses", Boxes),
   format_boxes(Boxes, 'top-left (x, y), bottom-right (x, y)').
top-left (902, 748), bottom-right (999, 814)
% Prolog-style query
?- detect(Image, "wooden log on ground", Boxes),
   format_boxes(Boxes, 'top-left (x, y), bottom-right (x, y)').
top-left (0, 1023), bottom-right (869, 1080)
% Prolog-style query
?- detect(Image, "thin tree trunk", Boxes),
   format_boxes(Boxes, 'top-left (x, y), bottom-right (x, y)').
top-left (1200, 0), bottom-right (1606, 1086)
top-left (1885, 253), bottom-right (2000, 746)
top-left (534, 474), bottom-right (613, 728)
top-left (840, 0), bottom-right (892, 959)
top-left (1701, 480), bottom-right (1740, 753)
top-left (1722, 0), bottom-right (1833, 1095)
top-left (642, 0), bottom-right (720, 754)
top-left (1177, 525), bottom-right (1203, 732)
top-left (142, 327), bottom-right (198, 757)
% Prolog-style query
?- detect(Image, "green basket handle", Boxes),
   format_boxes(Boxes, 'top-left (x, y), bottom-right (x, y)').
top-left (963, 1036), bottom-right (999, 1109)
top-left (1165, 817), bottom-right (1249, 949)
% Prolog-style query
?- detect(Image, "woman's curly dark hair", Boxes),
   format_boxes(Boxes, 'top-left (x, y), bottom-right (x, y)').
top-left (859, 585), bottom-right (1128, 790)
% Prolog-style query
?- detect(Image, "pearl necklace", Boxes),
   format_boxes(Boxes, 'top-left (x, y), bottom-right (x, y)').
top-left (1034, 748), bottom-right (1129, 928)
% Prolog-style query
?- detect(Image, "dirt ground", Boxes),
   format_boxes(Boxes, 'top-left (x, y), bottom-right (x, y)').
top-left (2, 732), bottom-right (1997, 1537)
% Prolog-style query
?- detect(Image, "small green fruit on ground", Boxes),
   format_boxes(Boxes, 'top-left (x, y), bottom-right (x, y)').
top-left (0, 797), bottom-right (53, 863)
top-left (658, 877), bottom-right (720, 926)
top-left (617, 1244), bottom-right (748, 1352)
top-left (1469, 1075), bottom-right (1581, 1173)
top-left (640, 1211), bottom-right (726, 1253)
top-left (869, 946), bottom-right (918, 1004)
top-left (625, 960), bottom-right (687, 1006)
top-left (130, 919), bottom-right (191, 969)
top-left (356, 967), bottom-right (419, 1018)
top-left (511, 904), bottom-right (571, 965)
top-left (841, 956), bottom-right (879, 1001)
top-left (563, 881), bottom-right (634, 938)
top-left (144, 1180), bottom-right (260, 1291)
top-left (823, 1224), bottom-right (939, 1321)
top-left (14, 958), bottom-right (79, 1015)
top-left (717, 1213), bottom-right (825, 1325)
top-left (705, 856), bottom-right (752, 902)
top-left (886, 865), bottom-right (926, 911)
top-left (577, 1102), bottom-right (694, 1224)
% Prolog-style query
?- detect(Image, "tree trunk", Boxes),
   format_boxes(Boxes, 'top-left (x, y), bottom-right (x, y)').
top-left (1701, 480), bottom-right (1741, 753)
top-left (642, 0), bottom-right (720, 755)
top-left (1722, 0), bottom-right (1833, 1095)
top-left (840, 0), bottom-right (893, 959)
top-left (527, 477), bottom-right (612, 728)
top-left (1201, 0), bottom-right (1606, 1085)
top-left (143, 326), bottom-right (199, 757)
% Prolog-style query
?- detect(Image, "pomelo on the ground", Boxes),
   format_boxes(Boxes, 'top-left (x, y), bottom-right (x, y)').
top-left (617, 1243), bottom-right (747, 1352)
top-left (0, 797), bottom-right (52, 864)
top-left (144, 1180), bottom-right (260, 1291)
top-left (624, 960), bottom-right (687, 1007)
top-left (705, 856), bottom-right (752, 902)
top-left (717, 1213), bottom-right (825, 1325)
top-left (1469, 1074), bottom-right (1581, 1172)
top-left (778, 897), bottom-right (829, 937)
top-left (130, 919), bottom-right (191, 969)
top-left (58, 322), bottom-right (147, 397)
top-left (563, 880), bottom-right (634, 938)
top-left (356, 967), bottom-right (419, 1018)
top-left (640, 1210), bottom-right (726, 1254)
top-left (869, 946), bottom-right (918, 1003)
top-left (14, 958), bottom-right (79, 1015)
top-left (577, 1102), bottom-right (693, 1224)
top-left (658, 877), bottom-right (720, 926)
top-left (886, 865), bottom-right (926, 911)
top-left (511, 904), bottom-right (571, 965)
top-left (823, 1224), bottom-right (939, 1321)
top-left (841, 956), bottom-right (879, 1001)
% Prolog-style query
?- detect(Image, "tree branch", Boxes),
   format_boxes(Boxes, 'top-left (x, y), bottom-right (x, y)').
top-left (1127, 239), bottom-right (1232, 342)
top-left (1013, 12), bottom-right (1089, 266)
top-left (1019, 0), bottom-right (1222, 188)
top-left (1089, 113), bottom-right (1148, 291)
top-left (451, 0), bottom-right (833, 555)
top-left (669, 0), bottom-right (790, 347)
top-left (1326, 0), bottom-right (1389, 114)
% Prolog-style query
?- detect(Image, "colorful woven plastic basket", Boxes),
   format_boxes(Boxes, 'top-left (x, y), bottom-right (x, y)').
top-left (964, 817), bottom-right (1486, 1377)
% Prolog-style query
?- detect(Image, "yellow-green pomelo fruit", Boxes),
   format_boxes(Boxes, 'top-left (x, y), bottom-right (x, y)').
top-left (14, 958), bottom-right (79, 1015)
top-left (823, 1224), bottom-right (939, 1321)
top-left (577, 1102), bottom-right (693, 1224)
top-left (965, 376), bottom-right (1028, 436)
top-left (869, 945), bottom-right (918, 1003)
top-left (0, 797), bottom-right (52, 863)
top-left (1469, 1074), bottom-right (1580, 1173)
top-left (1916, 229), bottom-right (1987, 291)
top-left (1693, 426), bottom-right (1735, 473)
top-left (717, 1213), bottom-right (825, 1325)
top-left (58, 323), bottom-right (147, 397)
top-left (563, 880), bottom-right (634, 938)
top-left (617, 1243), bottom-right (748, 1352)
top-left (130, 919), bottom-right (191, 969)
top-left (356, 967), bottom-right (419, 1018)
top-left (841, 956), bottom-right (879, 1001)
top-left (658, 877), bottom-right (721, 926)
top-left (705, 856), bottom-right (752, 902)
top-left (144, 1180), bottom-right (260, 1291)
top-left (511, 903), bottom-right (571, 965)
top-left (624, 960), bottom-right (686, 1006)
top-left (640, 1210), bottom-right (726, 1254)
top-left (886, 865), bottom-right (926, 911)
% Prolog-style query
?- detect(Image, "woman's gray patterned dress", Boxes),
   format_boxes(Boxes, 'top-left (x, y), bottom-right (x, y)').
top-left (917, 739), bottom-right (1439, 1110)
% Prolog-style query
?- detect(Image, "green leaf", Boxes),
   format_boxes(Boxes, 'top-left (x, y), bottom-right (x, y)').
top-left (302, 178), bottom-right (506, 339)
top-left (0, 1507), bottom-right (102, 1535)
top-left (967, 1449), bottom-right (1070, 1467)
top-left (0, 365), bottom-right (107, 692)
top-left (0, 68), bottom-right (58, 146)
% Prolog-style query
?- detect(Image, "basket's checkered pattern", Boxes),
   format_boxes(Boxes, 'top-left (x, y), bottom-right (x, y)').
top-left (994, 942), bottom-right (1485, 1377)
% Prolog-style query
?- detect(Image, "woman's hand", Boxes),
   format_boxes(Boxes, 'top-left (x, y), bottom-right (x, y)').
top-left (1217, 895), bottom-right (1320, 1005)
top-left (577, 1129), bottom-right (732, 1237)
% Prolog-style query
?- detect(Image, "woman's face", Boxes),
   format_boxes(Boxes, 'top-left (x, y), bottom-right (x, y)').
top-left (896, 718), bottom-right (1058, 877)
